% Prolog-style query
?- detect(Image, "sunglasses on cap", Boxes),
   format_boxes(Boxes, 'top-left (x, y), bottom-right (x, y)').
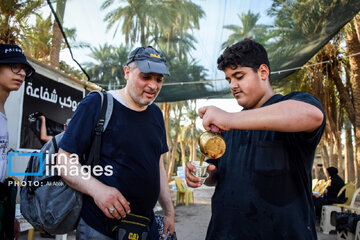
top-left (8, 63), bottom-right (34, 77)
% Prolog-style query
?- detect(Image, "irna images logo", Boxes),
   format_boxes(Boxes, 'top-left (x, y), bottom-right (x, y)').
top-left (8, 151), bottom-right (113, 180)
top-left (8, 151), bottom-right (43, 176)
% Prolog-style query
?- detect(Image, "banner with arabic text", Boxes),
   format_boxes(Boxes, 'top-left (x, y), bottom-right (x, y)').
top-left (20, 73), bottom-right (84, 149)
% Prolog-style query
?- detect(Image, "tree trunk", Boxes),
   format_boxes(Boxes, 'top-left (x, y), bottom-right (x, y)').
top-left (344, 118), bottom-right (355, 183)
top-left (346, 19), bottom-right (360, 187)
top-left (327, 142), bottom-right (337, 167)
top-left (192, 137), bottom-right (197, 162)
top-left (321, 145), bottom-right (330, 168)
top-left (314, 165), bottom-right (319, 179)
top-left (140, 24), bottom-right (146, 46)
top-left (162, 102), bottom-right (171, 170)
top-left (188, 142), bottom-right (194, 162)
top-left (180, 141), bottom-right (186, 170)
top-left (354, 13), bottom-right (360, 43)
top-left (353, 127), bottom-right (360, 187)
top-left (50, 0), bottom-right (67, 68)
top-left (334, 134), bottom-right (344, 179)
top-left (50, 21), bottom-right (62, 68)
top-left (320, 145), bottom-right (330, 179)
top-left (354, 127), bottom-right (360, 186)
top-left (167, 140), bottom-right (178, 181)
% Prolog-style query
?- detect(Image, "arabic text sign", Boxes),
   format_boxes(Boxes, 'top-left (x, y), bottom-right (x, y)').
top-left (25, 82), bottom-right (79, 112)
top-left (20, 73), bottom-right (84, 149)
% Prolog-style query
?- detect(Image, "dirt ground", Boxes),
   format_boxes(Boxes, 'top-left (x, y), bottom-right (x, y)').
top-left (19, 184), bottom-right (337, 240)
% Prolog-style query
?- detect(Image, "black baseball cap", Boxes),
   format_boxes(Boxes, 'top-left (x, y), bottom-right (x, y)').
top-left (0, 44), bottom-right (35, 76)
top-left (126, 46), bottom-right (170, 76)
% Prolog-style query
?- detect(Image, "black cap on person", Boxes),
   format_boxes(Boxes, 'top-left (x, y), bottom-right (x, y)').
top-left (0, 44), bottom-right (35, 77)
top-left (126, 46), bottom-right (170, 76)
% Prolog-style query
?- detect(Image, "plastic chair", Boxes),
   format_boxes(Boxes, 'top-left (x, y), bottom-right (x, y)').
top-left (342, 188), bottom-right (360, 214)
top-left (320, 184), bottom-right (356, 234)
top-left (334, 184), bottom-right (357, 209)
top-left (355, 221), bottom-right (360, 240)
top-left (174, 177), bottom-right (194, 206)
top-left (337, 230), bottom-right (355, 240)
top-left (336, 187), bottom-right (360, 240)
top-left (320, 205), bottom-right (341, 234)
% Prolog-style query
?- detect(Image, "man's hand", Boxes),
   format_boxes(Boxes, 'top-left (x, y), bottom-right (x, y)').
top-left (57, 148), bottom-right (131, 220)
top-left (198, 106), bottom-right (231, 133)
top-left (161, 213), bottom-right (175, 238)
top-left (185, 162), bottom-right (217, 187)
top-left (91, 185), bottom-right (131, 220)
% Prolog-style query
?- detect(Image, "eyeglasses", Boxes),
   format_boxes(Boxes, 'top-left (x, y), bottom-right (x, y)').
top-left (9, 63), bottom-right (34, 77)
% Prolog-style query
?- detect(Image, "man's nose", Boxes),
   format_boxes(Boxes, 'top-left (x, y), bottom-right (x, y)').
top-left (148, 79), bottom-right (158, 89)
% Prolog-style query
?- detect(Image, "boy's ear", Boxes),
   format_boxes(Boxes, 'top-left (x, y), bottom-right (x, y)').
top-left (258, 64), bottom-right (270, 81)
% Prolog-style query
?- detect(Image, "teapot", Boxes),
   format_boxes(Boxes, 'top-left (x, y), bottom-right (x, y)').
top-left (198, 131), bottom-right (226, 165)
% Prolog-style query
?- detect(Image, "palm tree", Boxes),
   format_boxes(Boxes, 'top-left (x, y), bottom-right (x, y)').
top-left (50, 0), bottom-right (67, 68)
top-left (21, 13), bottom-right (52, 60)
top-left (0, 0), bottom-right (43, 44)
top-left (101, 0), bottom-right (163, 46)
top-left (276, 25), bottom-right (360, 182)
top-left (282, 40), bottom-right (346, 178)
top-left (165, 102), bottom-right (184, 179)
top-left (221, 10), bottom-right (270, 49)
top-left (152, 30), bottom-right (197, 61)
top-left (266, 0), bottom-right (360, 80)
top-left (59, 60), bottom-right (86, 80)
top-left (156, 54), bottom-right (209, 102)
top-left (85, 44), bottom-right (129, 90)
top-left (344, 117), bottom-right (355, 183)
top-left (101, 0), bottom-right (205, 49)
top-left (345, 14), bottom-right (360, 186)
top-left (151, 0), bottom-right (204, 55)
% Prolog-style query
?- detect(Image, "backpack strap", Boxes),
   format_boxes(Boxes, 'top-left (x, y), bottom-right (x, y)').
top-left (52, 136), bottom-right (58, 152)
top-left (86, 91), bottom-right (114, 167)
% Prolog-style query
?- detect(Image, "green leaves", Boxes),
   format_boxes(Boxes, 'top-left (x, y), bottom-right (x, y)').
top-left (85, 44), bottom-right (130, 90)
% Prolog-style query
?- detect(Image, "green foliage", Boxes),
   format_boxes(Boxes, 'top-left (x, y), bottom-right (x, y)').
top-left (156, 54), bottom-right (209, 102)
top-left (59, 60), bottom-right (86, 80)
top-left (85, 44), bottom-right (129, 89)
top-left (21, 13), bottom-right (52, 59)
top-left (101, 0), bottom-right (205, 50)
top-left (0, 0), bottom-right (44, 44)
top-left (266, 0), bottom-right (358, 74)
top-left (221, 10), bottom-right (271, 49)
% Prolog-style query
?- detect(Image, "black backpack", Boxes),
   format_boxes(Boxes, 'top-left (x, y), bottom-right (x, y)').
top-left (20, 91), bottom-right (113, 234)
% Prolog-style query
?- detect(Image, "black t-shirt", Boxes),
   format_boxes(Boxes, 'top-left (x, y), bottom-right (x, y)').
top-left (59, 93), bottom-right (168, 237)
top-left (206, 92), bottom-right (326, 240)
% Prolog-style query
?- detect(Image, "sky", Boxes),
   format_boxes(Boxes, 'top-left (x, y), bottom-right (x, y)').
top-left (196, 98), bottom-right (243, 131)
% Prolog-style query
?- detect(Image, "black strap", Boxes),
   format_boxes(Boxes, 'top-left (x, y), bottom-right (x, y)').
top-left (86, 91), bottom-right (108, 167)
top-left (52, 136), bottom-right (59, 153)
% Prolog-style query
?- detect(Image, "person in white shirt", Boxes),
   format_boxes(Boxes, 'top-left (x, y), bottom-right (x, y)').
top-left (0, 43), bottom-right (35, 239)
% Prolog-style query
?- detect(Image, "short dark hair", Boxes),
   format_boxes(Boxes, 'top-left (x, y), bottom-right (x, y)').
top-left (217, 38), bottom-right (270, 72)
